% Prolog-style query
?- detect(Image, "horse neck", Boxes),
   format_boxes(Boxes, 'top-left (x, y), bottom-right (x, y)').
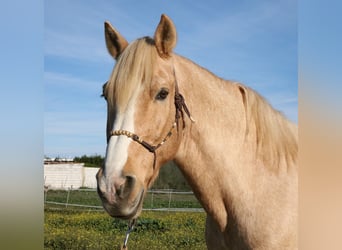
top-left (172, 55), bottom-right (253, 226)
top-left (171, 55), bottom-right (297, 247)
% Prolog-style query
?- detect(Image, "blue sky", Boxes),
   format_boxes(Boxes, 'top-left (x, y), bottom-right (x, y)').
top-left (45, 0), bottom-right (297, 158)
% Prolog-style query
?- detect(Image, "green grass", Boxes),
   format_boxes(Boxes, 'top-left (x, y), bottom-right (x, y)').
top-left (144, 192), bottom-right (201, 209)
top-left (44, 209), bottom-right (207, 250)
top-left (45, 189), bottom-right (102, 207)
top-left (44, 189), bottom-right (202, 210)
top-left (44, 189), bottom-right (205, 249)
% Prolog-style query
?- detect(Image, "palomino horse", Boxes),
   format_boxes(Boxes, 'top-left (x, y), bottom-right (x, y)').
top-left (96, 14), bottom-right (298, 249)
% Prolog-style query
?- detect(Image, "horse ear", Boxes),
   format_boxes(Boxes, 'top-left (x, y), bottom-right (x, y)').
top-left (238, 85), bottom-right (248, 110)
top-left (238, 84), bottom-right (250, 135)
top-left (154, 14), bottom-right (177, 58)
top-left (104, 21), bottom-right (128, 60)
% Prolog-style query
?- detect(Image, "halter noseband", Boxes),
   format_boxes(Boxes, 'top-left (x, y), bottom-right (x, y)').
top-left (110, 122), bottom-right (176, 154)
top-left (109, 67), bottom-right (194, 169)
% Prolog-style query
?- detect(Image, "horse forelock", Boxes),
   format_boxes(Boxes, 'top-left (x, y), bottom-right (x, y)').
top-left (243, 86), bottom-right (298, 169)
top-left (105, 37), bottom-right (158, 113)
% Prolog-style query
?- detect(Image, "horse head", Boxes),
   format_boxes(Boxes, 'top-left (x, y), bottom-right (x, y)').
top-left (96, 14), bottom-right (189, 219)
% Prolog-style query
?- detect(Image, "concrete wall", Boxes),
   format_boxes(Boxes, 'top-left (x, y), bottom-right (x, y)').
top-left (82, 167), bottom-right (99, 188)
top-left (44, 163), bottom-right (99, 189)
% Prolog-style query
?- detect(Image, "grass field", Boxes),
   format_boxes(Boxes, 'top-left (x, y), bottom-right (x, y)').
top-left (44, 189), bottom-right (206, 249)
top-left (45, 209), bottom-right (207, 249)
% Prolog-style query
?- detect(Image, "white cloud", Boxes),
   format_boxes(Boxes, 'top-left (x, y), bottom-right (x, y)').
top-left (44, 71), bottom-right (100, 90)
top-left (45, 29), bottom-right (110, 63)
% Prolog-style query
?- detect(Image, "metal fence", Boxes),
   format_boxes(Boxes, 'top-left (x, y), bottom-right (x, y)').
top-left (44, 188), bottom-right (204, 212)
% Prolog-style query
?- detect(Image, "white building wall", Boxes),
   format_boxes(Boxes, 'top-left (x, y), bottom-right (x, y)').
top-left (44, 163), bottom-right (100, 189)
top-left (82, 167), bottom-right (99, 188)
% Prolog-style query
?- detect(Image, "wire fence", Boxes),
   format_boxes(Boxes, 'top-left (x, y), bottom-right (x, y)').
top-left (44, 187), bottom-right (204, 212)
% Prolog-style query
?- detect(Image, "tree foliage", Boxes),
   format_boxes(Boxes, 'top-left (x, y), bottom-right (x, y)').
top-left (73, 156), bottom-right (191, 191)
top-left (73, 155), bottom-right (103, 168)
top-left (154, 161), bottom-right (191, 191)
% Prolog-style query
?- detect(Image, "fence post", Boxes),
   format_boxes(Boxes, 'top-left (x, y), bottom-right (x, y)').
top-left (44, 176), bottom-right (47, 203)
top-left (168, 190), bottom-right (172, 211)
top-left (44, 186), bottom-right (48, 203)
top-left (66, 185), bottom-right (72, 208)
top-left (151, 191), bottom-right (154, 209)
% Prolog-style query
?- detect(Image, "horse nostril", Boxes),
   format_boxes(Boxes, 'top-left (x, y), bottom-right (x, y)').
top-left (125, 175), bottom-right (136, 189)
top-left (116, 183), bottom-right (124, 197)
top-left (115, 175), bottom-right (136, 199)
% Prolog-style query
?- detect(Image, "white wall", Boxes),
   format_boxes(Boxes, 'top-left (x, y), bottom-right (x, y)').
top-left (44, 163), bottom-right (99, 189)
top-left (82, 167), bottom-right (99, 188)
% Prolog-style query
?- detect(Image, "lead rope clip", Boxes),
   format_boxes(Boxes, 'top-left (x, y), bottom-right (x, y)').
top-left (121, 219), bottom-right (136, 249)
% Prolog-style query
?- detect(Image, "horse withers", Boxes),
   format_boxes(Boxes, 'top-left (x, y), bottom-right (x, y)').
top-left (96, 14), bottom-right (298, 249)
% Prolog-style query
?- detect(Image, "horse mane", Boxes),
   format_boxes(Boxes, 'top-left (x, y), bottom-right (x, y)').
top-left (242, 85), bottom-right (298, 169)
top-left (104, 37), bottom-right (157, 112)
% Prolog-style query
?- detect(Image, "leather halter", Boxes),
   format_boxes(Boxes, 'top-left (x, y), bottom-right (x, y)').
top-left (109, 68), bottom-right (193, 169)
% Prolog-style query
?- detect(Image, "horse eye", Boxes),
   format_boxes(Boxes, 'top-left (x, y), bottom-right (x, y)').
top-left (156, 88), bottom-right (169, 101)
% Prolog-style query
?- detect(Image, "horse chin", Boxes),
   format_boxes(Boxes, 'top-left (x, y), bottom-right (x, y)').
top-left (103, 189), bottom-right (145, 220)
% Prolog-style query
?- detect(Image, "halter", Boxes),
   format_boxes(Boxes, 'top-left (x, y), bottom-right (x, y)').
top-left (109, 67), bottom-right (194, 169)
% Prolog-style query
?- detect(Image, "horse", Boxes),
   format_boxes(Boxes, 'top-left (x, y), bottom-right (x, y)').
top-left (96, 14), bottom-right (298, 249)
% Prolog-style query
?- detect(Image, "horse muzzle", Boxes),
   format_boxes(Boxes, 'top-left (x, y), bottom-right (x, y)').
top-left (96, 168), bottom-right (145, 219)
